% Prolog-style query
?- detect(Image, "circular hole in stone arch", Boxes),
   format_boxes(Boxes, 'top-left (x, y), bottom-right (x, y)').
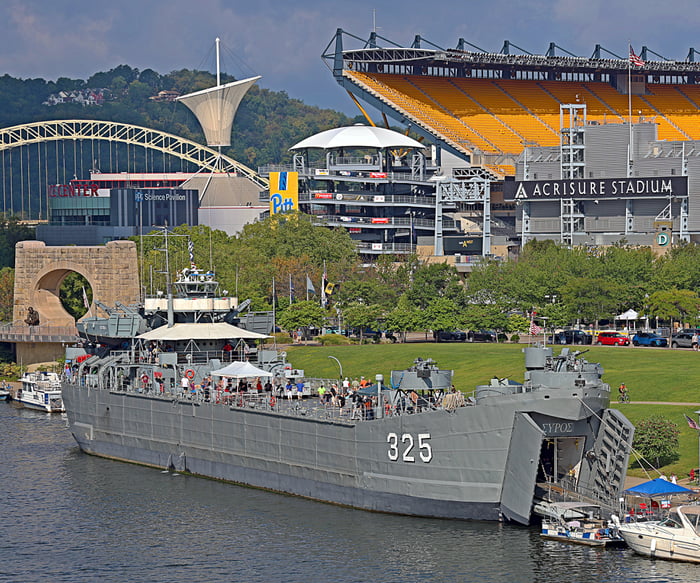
top-left (59, 272), bottom-right (93, 320)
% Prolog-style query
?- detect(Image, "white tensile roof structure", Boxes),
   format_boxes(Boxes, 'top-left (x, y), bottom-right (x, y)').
top-left (176, 76), bottom-right (261, 147)
top-left (137, 322), bottom-right (268, 342)
top-left (210, 361), bottom-right (273, 378)
top-left (290, 125), bottom-right (424, 151)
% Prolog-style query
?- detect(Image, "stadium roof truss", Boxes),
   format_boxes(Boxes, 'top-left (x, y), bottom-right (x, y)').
top-left (323, 29), bottom-right (700, 176)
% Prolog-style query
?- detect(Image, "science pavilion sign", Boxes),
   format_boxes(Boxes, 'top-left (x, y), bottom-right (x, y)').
top-left (503, 176), bottom-right (688, 201)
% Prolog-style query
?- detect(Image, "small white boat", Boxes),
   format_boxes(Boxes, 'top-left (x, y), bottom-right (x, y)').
top-left (540, 502), bottom-right (626, 547)
top-left (17, 372), bottom-right (64, 412)
top-left (618, 506), bottom-right (700, 563)
top-left (0, 386), bottom-right (9, 401)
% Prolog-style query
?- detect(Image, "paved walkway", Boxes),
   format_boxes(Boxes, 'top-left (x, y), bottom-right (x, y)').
top-left (624, 401), bottom-right (700, 406)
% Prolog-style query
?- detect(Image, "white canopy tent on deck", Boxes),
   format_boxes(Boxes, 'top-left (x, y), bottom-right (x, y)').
top-left (210, 361), bottom-right (273, 378)
top-left (136, 322), bottom-right (269, 354)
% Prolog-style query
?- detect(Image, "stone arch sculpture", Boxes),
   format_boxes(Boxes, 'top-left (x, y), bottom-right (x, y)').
top-left (13, 240), bottom-right (140, 327)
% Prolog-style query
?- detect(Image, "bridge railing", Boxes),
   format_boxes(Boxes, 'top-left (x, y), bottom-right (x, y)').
top-left (0, 323), bottom-right (79, 343)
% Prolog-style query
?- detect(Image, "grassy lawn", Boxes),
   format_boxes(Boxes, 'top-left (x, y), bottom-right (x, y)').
top-left (285, 342), bottom-right (700, 478)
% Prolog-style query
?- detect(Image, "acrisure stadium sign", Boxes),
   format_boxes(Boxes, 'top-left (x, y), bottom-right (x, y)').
top-left (503, 176), bottom-right (688, 201)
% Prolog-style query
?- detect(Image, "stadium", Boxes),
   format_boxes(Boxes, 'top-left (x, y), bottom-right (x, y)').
top-left (312, 28), bottom-right (700, 258)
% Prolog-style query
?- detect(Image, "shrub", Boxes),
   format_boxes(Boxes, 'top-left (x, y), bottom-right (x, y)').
top-left (319, 334), bottom-right (352, 346)
top-left (264, 332), bottom-right (293, 345)
top-left (510, 334), bottom-right (520, 344)
top-left (633, 415), bottom-right (680, 469)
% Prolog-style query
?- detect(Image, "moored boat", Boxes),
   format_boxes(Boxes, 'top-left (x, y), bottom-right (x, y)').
top-left (540, 502), bottom-right (625, 547)
top-left (618, 506), bottom-right (700, 562)
top-left (17, 371), bottom-right (64, 412)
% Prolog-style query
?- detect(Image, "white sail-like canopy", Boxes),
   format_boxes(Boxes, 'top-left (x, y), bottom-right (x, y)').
top-left (176, 76), bottom-right (261, 147)
top-left (210, 361), bottom-right (273, 378)
top-left (290, 125), bottom-right (424, 151)
top-left (137, 322), bottom-right (268, 341)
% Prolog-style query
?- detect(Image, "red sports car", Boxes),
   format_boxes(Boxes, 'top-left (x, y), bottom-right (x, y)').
top-left (596, 332), bottom-right (630, 346)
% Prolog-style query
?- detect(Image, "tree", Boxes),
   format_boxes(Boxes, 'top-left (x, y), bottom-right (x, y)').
top-left (647, 288), bottom-right (699, 327)
top-left (559, 277), bottom-right (624, 325)
top-left (385, 294), bottom-right (422, 342)
top-left (342, 303), bottom-right (384, 342)
top-left (422, 297), bottom-right (460, 338)
top-left (59, 272), bottom-right (92, 320)
top-left (461, 302), bottom-right (510, 336)
top-left (0, 215), bottom-right (35, 268)
top-left (633, 415), bottom-right (680, 468)
top-left (276, 300), bottom-right (326, 333)
top-left (0, 267), bottom-right (13, 322)
top-left (406, 263), bottom-right (462, 309)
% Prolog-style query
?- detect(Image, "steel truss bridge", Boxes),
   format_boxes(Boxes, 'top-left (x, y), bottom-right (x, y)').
top-left (0, 119), bottom-right (268, 218)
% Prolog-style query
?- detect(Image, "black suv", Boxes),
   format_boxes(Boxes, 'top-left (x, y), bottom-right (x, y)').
top-left (468, 330), bottom-right (497, 342)
top-left (550, 330), bottom-right (593, 345)
top-left (434, 330), bottom-right (467, 342)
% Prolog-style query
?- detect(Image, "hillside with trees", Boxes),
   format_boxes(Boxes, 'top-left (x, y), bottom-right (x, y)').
top-left (0, 65), bottom-right (358, 168)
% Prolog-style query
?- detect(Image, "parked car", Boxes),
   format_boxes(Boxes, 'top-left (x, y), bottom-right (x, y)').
top-left (596, 331), bottom-right (630, 346)
top-left (434, 330), bottom-right (467, 342)
top-left (550, 330), bottom-right (593, 345)
top-left (468, 329), bottom-right (497, 342)
top-left (632, 332), bottom-right (668, 347)
top-left (671, 331), bottom-right (696, 349)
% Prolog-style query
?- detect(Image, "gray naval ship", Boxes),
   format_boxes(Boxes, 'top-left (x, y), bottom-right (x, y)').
top-left (62, 278), bottom-right (634, 524)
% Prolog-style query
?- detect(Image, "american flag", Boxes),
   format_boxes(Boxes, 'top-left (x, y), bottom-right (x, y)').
top-left (529, 321), bottom-right (542, 335)
top-left (685, 414), bottom-right (700, 431)
top-left (629, 47), bottom-right (644, 67)
top-left (187, 240), bottom-right (195, 268)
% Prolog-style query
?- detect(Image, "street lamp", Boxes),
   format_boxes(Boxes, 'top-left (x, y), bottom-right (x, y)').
top-left (328, 355), bottom-right (343, 381)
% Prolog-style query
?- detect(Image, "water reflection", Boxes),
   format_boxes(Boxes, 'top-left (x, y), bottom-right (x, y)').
top-left (0, 404), bottom-right (698, 582)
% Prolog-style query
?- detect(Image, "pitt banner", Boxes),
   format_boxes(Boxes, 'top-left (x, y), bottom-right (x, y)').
top-left (269, 172), bottom-right (298, 215)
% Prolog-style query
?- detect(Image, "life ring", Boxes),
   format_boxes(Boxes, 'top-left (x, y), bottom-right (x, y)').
top-left (269, 395), bottom-right (276, 408)
top-left (141, 374), bottom-right (150, 384)
top-left (185, 369), bottom-right (195, 380)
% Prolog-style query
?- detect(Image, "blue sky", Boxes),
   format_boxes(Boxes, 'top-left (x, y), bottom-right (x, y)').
top-left (1, 0), bottom-right (699, 115)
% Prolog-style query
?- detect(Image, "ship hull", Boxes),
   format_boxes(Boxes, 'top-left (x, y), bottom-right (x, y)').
top-left (61, 381), bottom-right (627, 524)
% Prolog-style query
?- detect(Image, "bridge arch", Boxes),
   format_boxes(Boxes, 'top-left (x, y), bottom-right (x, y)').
top-left (13, 240), bottom-right (140, 327)
top-left (0, 119), bottom-right (268, 189)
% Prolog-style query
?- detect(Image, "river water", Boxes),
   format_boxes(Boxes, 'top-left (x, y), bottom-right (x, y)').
top-left (0, 402), bottom-right (695, 583)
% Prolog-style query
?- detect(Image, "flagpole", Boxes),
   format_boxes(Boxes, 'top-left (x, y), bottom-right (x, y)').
top-left (306, 273), bottom-right (309, 301)
top-left (628, 42), bottom-right (633, 176)
top-left (272, 277), bottom-right (276, 329)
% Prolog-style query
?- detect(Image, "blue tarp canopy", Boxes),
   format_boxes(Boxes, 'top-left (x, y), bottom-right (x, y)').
top-left (623, 478), bottom-right (695, 497)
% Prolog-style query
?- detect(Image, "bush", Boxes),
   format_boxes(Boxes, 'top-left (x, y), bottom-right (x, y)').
top-left (633, 415), bottom-right (680, 469)
top-left (0, 362), bottom-right (24, 380)
top-left (319, 334), bottom-right (352, 346)
top-left (264, 332), bottom-right (293, 345)
top-left (510, 334), bottom-right (520, 344)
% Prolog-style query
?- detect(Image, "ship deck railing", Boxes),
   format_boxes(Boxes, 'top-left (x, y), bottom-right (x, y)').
top-left (65, 376), bottom-right (464, 423)
top-left (84, 348), bottom-right (270, 368)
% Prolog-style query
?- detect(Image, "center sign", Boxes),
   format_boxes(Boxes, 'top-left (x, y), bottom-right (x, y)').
top-left (503, 176), bottom-right (688, 201)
